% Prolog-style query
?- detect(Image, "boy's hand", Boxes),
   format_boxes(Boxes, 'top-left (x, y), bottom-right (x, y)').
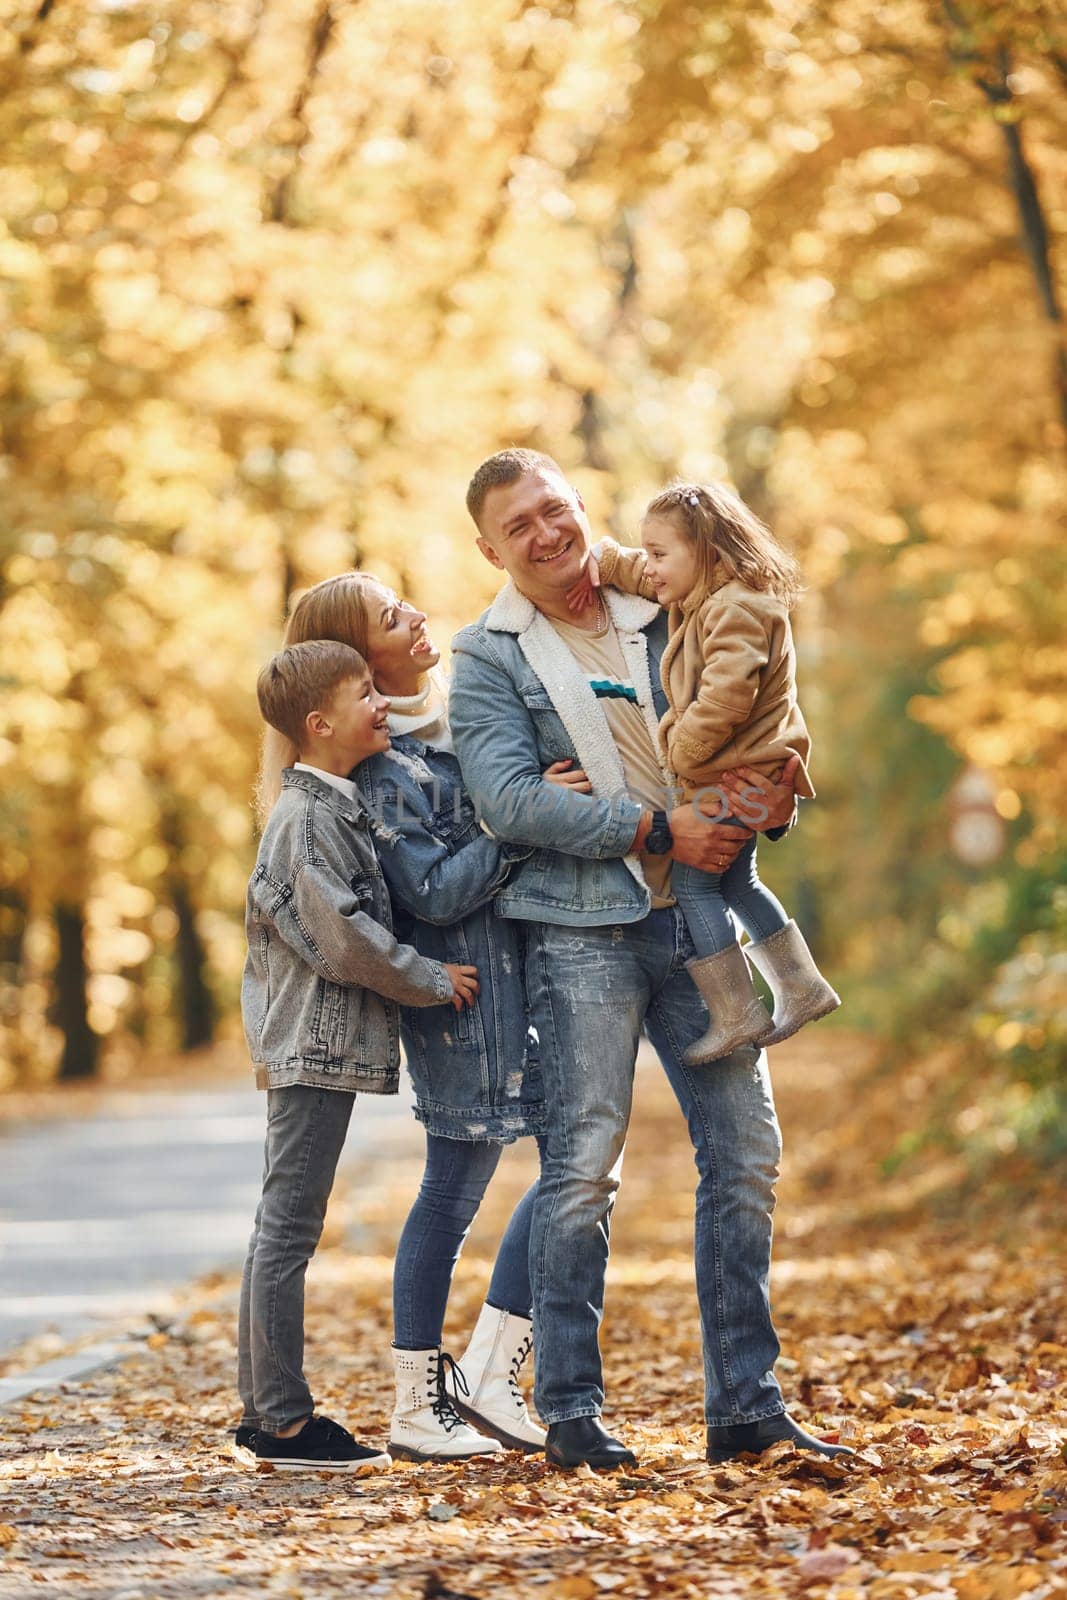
top-left (443, 962), bottom-right (479, 1011)
top-left (566, 552), bottom-right (601, 613)
top-left (543, 759), bottom-right (593, 794)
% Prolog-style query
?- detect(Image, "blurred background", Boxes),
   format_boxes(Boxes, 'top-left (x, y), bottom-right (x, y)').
top-left (1, 0), bottom-right (1064, 1178)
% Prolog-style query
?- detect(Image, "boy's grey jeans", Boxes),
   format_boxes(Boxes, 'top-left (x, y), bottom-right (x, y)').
top-left (237, 1084), bottom-right (354, 1434)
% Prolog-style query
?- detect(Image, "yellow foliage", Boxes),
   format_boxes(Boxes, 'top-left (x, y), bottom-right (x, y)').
top-left (1, 0), bottom-right (1064, 1074)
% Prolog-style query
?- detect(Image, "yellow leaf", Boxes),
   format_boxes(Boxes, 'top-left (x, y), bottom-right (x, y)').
top-left (989, 1488), bottom-right (1030, 1512)
top-left (889, 1553), bottom-right (952, 1573)
top-left (547, 1580), bottom-right (599, 1600)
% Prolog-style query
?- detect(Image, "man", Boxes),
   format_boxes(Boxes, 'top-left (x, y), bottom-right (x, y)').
top-left (448, 448), bottom-right (850, 1471)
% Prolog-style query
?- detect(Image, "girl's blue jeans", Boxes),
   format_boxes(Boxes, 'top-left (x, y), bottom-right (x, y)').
top-left (393, 1131), bottom-right (546, 1350)
top-left (674, 822), bottom-right (790, 959)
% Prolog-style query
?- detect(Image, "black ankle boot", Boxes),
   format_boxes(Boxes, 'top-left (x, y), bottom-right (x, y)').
top-left (706, 1412), bottom-right (854, 1464)
top-left (546, 1418), bottom-right (636, 1470)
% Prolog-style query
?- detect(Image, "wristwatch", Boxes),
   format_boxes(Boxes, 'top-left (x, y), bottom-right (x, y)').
top-left (644, 809), bottom-right (673, 855)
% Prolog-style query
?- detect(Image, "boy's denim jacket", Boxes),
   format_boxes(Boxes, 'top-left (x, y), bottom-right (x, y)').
top-left (241, 766), bottom-right (454, 1094)
top-left (449, 583), bottom-right (795, 929)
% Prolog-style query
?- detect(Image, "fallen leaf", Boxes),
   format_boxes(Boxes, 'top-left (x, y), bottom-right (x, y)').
top-left (797, 1544), bottom-right (859, 1581)
top-left (989, 1488), bottom-right (1030, 1512)
top-left (547, 1581), bottom-right (599, 1600)
top-left (427, 1502), bottom-right (460, 1523)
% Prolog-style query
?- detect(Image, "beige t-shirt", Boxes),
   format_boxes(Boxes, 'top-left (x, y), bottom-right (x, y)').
top-left (548, 611), bottom-right (674, 908)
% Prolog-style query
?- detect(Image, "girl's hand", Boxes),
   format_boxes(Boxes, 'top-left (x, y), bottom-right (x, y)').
top-left (443, 962), bottom-right (479, 1011)
top-left (566, 552), bottom-right (601, 613)
top-left (716, 758), bottom-right (798, 831)
top-left (543, 759), bottom-right (593, 794)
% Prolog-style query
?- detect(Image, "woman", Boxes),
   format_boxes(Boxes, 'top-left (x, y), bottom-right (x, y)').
top-left (257, 572), bottom-right (550, 1462)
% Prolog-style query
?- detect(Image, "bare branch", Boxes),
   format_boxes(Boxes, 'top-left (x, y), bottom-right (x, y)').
top-left (267, 1), bottom-right (337, 225)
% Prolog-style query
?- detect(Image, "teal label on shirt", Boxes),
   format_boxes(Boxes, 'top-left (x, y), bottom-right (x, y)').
top-left (589, 677), bottom-right (638, 703)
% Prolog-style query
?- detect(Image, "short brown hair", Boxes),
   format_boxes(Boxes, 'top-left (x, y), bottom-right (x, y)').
top-left (256, 639), bottom-right (368, 747)
top-left (465, 447), bottom-right (565, 529)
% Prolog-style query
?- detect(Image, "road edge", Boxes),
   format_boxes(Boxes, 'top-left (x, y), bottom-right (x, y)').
top-left (0, 1341), bottom-right (141, 1409)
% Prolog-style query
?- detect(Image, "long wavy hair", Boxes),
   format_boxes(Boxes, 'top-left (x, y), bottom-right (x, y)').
top-left (254, 572), bottom-right (381, 826)
top-left (645, 482), bottom-right (803, 607)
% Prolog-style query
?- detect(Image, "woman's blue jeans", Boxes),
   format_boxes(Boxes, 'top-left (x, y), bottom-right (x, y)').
top-left (393, 1132), bottom-right (546, 1350)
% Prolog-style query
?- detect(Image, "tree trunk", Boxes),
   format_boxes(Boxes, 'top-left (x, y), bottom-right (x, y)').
top-left (54, 903), bottom-right (98, 1080)
top-left (172, 878), bottom-right (216, 1051)
top-left (944, 11), bottom-right (1067, 438)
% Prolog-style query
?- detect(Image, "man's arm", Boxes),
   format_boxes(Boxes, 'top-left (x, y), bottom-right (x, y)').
top-left (449, 640), bottom-right (643, 859)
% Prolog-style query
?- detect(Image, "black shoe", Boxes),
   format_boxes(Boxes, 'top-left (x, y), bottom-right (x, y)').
top-left (706, 1412), bottom-right (854, 1464)
top-left (545, 1418), bottom-right (636, 1471)
top-left (233, 1425), bottom-right (258, 1459)
top-left (253, 1414), bottom-right (391, 1473)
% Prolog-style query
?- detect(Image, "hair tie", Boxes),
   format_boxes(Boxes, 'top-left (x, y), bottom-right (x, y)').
top-left (682, 489), bottom-right (700, 508)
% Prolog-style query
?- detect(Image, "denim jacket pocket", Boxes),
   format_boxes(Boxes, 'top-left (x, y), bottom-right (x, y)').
top-left (305, 975), bottom-right (350, 1061)
top-left (249, 864), bottom-right (293, 920)
top-left (517, 684), bottom-right (576, 764)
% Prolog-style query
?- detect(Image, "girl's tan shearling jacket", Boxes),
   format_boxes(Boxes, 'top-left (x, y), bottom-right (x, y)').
top-left (595, 539), bottom-right (816, 801)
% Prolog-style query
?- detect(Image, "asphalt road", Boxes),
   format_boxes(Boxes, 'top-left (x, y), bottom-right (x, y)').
top-left (0, 1081), bottom-right (418, 1359)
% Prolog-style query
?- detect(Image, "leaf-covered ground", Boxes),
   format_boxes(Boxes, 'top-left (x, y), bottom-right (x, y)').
top-left (1, 1032), bottom-right (1064, 1599)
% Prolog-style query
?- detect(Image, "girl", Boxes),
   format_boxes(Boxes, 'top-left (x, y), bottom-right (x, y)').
top-left (257, 573), bottom-right (548, 1462)
top-left (570, 482), bottom-right (840, 1066)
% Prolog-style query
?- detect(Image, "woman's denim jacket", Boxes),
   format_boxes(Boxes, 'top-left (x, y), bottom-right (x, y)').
top-left (449, 584), bottom-right (795, 928)
top-left (358, 735), bottom-right (545, 1143)
top-left (242, 767), bottom-right (453, 1095)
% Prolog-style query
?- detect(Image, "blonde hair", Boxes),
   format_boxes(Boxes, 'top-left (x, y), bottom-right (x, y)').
top-left (255, 572), bottom-right (382, 826)
top-left (257, 638), bottom-right (368, 742)
top-left (644, 482), bottom-right (803, 607)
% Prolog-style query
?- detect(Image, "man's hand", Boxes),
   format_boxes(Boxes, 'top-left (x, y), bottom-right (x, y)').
top-left (666, 804), bottom-right (752, 872)
top-left (566, 552), bottom-right (601, 614)
top-left (443, 962), bottom-right (479, 1011)
top-left (716, 756), bottom-right (799, 832)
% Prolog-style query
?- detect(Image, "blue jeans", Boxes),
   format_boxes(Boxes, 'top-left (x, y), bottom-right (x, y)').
top-left (525, 907), bottom-right (785, 1427)
top-left (393, 1132), bottom-right (545, 1350)
top-left (673, 827), bottom-right (790, 959)
top-left (238, 1085), bottom-right (354, 1433)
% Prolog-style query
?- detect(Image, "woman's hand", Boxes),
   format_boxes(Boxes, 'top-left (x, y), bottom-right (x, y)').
top-left (443, 963), bottom-right (479, 1011)
top-left (543, 759), bottom-right (592, 794)
top-left (566, 552), bottom-right (601, 613)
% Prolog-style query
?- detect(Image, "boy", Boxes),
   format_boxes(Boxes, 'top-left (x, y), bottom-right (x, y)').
top-left (237, 639), bottom-right (478, 1472)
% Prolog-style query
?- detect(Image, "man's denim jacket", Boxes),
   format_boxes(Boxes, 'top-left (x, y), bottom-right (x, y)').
top-left (241, 766), bottom-right (453, 1093)
top-left (449, 583), bottom-right (794, 929)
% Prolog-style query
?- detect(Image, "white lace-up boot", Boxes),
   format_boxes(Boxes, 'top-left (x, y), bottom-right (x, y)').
top-left (388, 1347), bottom-right (503, 1462)
top-left (454, 1304), bottom-right (546, 1453)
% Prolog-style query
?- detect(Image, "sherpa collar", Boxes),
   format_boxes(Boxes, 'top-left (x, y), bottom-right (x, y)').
top-left (482, 581), bottom-right (666, 895)
top-left (485, 579), bottom-right (661, 636)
